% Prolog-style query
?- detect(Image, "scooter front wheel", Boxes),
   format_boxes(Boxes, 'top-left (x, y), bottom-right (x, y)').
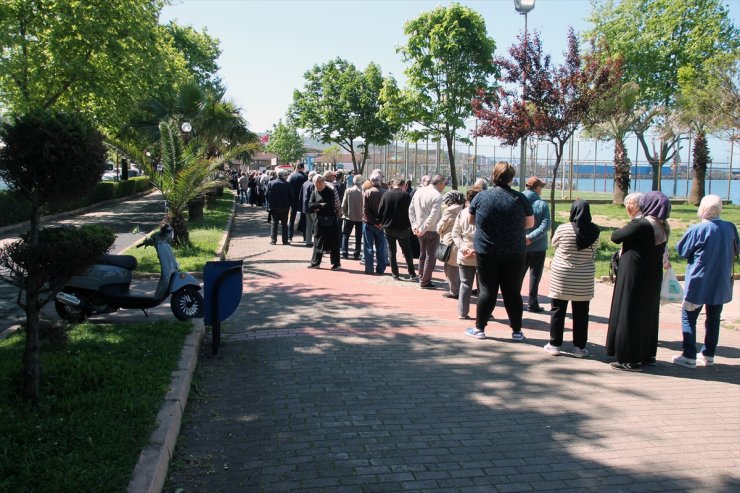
top-left (171, 287), bottom-right (204, 321)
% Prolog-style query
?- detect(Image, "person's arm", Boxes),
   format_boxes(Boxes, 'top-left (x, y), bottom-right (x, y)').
top-left (341, 188), bottom-right (349, 217)
top-left (527, 201), bottom-right (550, 243)
top-left (611, 219), bottom-right (640, 244)
top-left (524, 215), bottom-right (535, 230)
top-left (551, 224), bottom-right (562, 249)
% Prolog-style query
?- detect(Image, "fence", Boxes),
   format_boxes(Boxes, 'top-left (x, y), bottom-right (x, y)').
top-left (360, 138), bottom-right (739, 204)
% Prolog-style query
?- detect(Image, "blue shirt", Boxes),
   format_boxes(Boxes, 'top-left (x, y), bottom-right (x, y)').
top-left (676, 219), bottom-right (739, 305)
top-left (523, 189), bottom-right (550, 252)
top-left (469, 185), bottom-right (534, 255)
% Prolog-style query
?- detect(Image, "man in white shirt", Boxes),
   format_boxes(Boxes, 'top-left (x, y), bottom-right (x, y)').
top-left (408, 174), bottom-right (445, 288)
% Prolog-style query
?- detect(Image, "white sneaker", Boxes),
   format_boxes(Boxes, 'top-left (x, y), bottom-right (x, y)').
top-left (672, 354), bottom-right (696, 369)
top-left (696, 353), bottom-right (715, 367)
top-left (543, 343), bottom-right (561, 356)
top-left (572, 347), bottom-right (589, 358)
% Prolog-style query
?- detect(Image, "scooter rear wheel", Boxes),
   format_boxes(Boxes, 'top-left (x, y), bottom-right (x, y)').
top-left (171, 287), bottom-right (204, 321)
top-left (55, 290), bottom-right (88, 323)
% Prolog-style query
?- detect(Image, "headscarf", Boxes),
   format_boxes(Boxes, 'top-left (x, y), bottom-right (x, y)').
top-left (697, 194), bottom-right (722, 221)
top-left (639, 191), bottom-right (671, 220)
top-left (570, 199), bottom-right (600, 250)
top-left (442, 191), bottom-right (465, 206)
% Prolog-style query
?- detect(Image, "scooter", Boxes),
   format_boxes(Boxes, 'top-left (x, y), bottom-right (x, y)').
top-left (55, 224), bottom-right (204, 322)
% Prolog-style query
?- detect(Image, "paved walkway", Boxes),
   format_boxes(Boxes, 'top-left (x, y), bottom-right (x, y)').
top-left (165, 204), bottom-right (740, 493)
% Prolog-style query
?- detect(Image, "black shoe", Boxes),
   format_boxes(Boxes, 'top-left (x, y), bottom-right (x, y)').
top-left (283, 241), bottom-right (290, 245)
top-left (528, 305), bottom-right (545, 313)
top-left (392, 274), bottom-right (400, 280)
top-left (270, 240), bottom-right (276, 245)
top-left (307, 264), bottom-right (320, 269)
top-left (331, 264), bottom-right (341, 271)
top-left (610, 362), bottom-right (642, 372)
top-left (341, 254), bottom-right (349, 260)
top-left (306, 243), bottom-right (313, 247)
top-left (442, 293), bottom-right (458, 299)
top-left (471, 289), bottom-right (479, 296)
top-left (420, 281), bottom-right (435, 289)
top-left (353, 254), bottom-right (361, 260)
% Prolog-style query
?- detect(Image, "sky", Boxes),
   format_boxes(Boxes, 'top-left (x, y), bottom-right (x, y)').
top-left (160, 0), bottom-right (740, 167)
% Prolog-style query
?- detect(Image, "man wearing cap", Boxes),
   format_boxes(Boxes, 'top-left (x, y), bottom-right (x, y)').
top-left (522, 176), bottom-right (550, 312)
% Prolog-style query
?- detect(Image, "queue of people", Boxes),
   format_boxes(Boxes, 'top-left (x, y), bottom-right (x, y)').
top-left (240, 161), bottom-right (738, 371)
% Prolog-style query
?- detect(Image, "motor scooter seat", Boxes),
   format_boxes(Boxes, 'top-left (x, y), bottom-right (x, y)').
top-left (97, 254), bottom-right (138, 271)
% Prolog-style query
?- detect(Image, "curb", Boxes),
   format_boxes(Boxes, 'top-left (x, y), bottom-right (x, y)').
top-left (0, 189), bottom-right (156, 235)
top-left (127, 318), bottom-right (205, 493)
top-left (0, 324), bottom-right (21, 340)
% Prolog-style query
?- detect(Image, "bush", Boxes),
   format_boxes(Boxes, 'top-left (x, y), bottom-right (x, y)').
top-left (115, 178), bottom-right (137, 198)
top-left (90, 181), bottom-right (118, 202)
top-left (0, 190), bottom-right (30, 226)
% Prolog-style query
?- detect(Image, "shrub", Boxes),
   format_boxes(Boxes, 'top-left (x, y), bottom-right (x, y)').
top-left (0, 191), bottom-right (30, 227)
top-left (115, 178), bottom-right (137, 198)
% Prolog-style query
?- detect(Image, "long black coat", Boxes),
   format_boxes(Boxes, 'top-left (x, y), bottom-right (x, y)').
top-left (308, 187), bottom-right (339, 251)
top-left (606, 218), bottom-right (665, 364)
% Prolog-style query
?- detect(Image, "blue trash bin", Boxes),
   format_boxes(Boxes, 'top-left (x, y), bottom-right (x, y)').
top-left (203, 260), bottom-right (243, 354)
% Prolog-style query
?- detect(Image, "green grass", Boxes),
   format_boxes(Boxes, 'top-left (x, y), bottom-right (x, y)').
top-left (550, 203), bottom-right (740, 279)
top-left (0, 320), bottom-right (192, 493)
top-left (126, 193), bottom-right (234, 273)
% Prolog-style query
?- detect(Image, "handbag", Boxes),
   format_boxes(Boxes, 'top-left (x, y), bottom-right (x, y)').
top-left (435, 242), bottom-right (452, 262)
top-left (660, 267), bottom-right (684, 304)
top-left (609, 250), bottom-right (620, 283)
top-left (317, 215), bottom-right (335, 228)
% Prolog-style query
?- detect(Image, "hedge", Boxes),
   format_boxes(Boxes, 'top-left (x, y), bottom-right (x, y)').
top-left (0, 177), bottom-right (152, 228)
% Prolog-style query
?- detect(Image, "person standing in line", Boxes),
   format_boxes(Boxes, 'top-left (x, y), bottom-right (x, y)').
top-left (437, 191), bottom-right (466, 299)
top-left (378, 177), bottom-right (417, 281)
top-left (672, 195), bottom-right (739, 369)
top-left (452, 186), bottom-right (482, 320)
top-left (521, 176), bottom-right (550, 312)
top-left (341, 174), bottom-right (364, 260)
top-left (606, 191), bottom-right (670, 371)
top-left (544, 199), bottom-right (600, 358)
top-left (307, 174), bottom-right (341, 270)
top-left (287, 163), bottom-right (308, 242)
top-left (265, 170), bottom-right (293, 245)
top-left (362, 174), bottom-right (387, 275)
top-left (298, 171), bottom-right (317, 247)
top-left (238, 172), bottom-right (249, 205)
top-left (409, 174), bottom-right (446, 289)
top-left (464, 162), bottom-right (534, 341)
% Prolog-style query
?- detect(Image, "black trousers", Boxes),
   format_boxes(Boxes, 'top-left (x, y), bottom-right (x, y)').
top-left (475, 252), bottom-right (526, 332)
top-left (341, 220), bottom-right (362, 257)
top-left (288, 207), bottom-right (300, 239)
top-left (522, 250), bottom-right (546, 308)
top-left (550, 298), bottom-right (590, 349)
top-left (385, 228), bottom-right (416, 277)
top-left (270, 208), bottom-right (289, 243)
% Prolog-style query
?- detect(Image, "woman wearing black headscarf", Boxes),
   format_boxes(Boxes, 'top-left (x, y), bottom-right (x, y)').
top-left (544, 200), bottom-right (600, 358)
top-left (307, 175), bottom-right (341, 270)
top-left (606, 191), bottom-right (671, 371)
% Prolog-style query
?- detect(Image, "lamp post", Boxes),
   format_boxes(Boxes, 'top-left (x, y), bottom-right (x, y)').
top-left (514, 0), bottom-right (535, 190)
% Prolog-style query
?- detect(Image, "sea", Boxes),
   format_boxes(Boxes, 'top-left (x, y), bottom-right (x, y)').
top-left (567, 178), bottom-right (739, 205)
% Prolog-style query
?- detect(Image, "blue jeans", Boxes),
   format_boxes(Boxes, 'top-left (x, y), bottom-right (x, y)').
top-left (362, 223), bottom-right (387, 274)
top-left (681, 304), bottom-right (723, 358)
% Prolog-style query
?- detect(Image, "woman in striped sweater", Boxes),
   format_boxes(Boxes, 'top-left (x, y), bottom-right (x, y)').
top-left (544, 200), bottom-right (600, 358)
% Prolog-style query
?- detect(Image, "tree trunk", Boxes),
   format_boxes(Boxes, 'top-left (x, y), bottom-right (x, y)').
top-left (21, 203), bottom-right (41, 404)
top-left (445, 134), bottom-right (458, 189)
top-left (612, 137), bottom-right (631, 205)
top-left (549, 147), bottom-right (564, 235)
top-left (689, 131), bottom-right (709, 206)
top-left (21, 295), bottom-right (41, 405)
top-left (169, 211), bottom-right (191, 248)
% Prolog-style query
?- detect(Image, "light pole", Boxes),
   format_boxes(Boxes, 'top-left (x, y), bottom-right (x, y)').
top-left (514, 0), bottom-right (535, 190)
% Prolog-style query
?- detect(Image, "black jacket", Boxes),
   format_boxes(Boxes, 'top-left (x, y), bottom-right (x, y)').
top-left (266, 178), bottom-right (292, 211)
top-left (378, 188), bottom-right (412, 231)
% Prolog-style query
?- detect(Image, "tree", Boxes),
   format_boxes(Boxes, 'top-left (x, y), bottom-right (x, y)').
top-left (585, 81), bottom-right (644, 204)
top-left (474, 30), bottom-right (622, 231)
top-left (673, 54), bottom-right (737, 204)
top-left (265, 120), bottom-right (304, 165)
top-left (164, 21), bottom-right (223, 92)
top-left (0, 109), bottom-right (112, 403)
top-left (384, 3), bottom-right (497, 189)
top-left (290, 59), bottom-right (398, 176)
top-left (587, 0), bottom-right (739, 190)
top-left (0, 0), bottom-right (183, 131)
top-left (139, 120), bottom-right (229, 247)
top-left (319, 144), bottom-right (343, 170)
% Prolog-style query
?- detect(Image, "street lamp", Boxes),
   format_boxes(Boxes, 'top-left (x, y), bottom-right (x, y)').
top-left (514, 0), bottom-right (535, 190)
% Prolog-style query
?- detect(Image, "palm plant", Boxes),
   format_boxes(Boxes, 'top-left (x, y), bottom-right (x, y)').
top-left (140, 120), bottom-right (228, 247)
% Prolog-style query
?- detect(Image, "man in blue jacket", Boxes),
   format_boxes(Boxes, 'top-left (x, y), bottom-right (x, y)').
top-left (522, 176), bottom-right (550, 312)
